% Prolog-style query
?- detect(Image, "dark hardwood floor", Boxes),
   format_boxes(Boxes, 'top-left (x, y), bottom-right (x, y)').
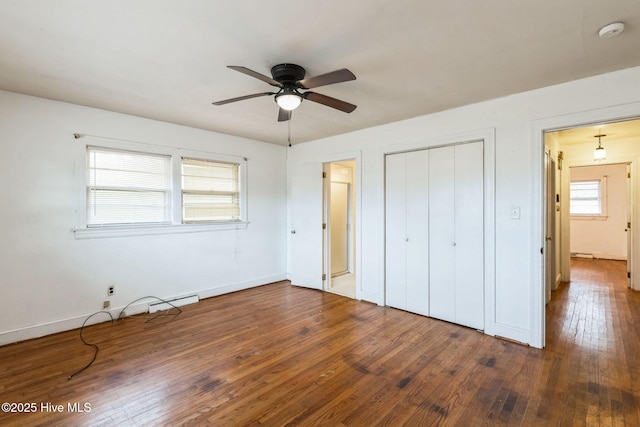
top-left (1, 258), bottom-right (639, 426)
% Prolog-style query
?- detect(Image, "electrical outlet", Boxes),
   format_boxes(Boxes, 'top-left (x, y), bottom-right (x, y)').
top-left (107, 285), bottom-right (115, 296)
top-left (103, 300), bottom-right (110, 309)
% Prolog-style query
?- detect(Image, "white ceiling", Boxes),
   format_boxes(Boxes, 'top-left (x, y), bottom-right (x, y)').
top-left (1, 1), bottom-right (639, 145)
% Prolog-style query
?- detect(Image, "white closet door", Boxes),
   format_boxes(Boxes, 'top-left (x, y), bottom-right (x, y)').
top-left (385, 153), bottom-right (407, 310)
top-left (454, 141), bottom-right (484, 329)
top-left (405, 149), bottom-right (429, 315)
top-left (428, 146), bottom-right (456, 323)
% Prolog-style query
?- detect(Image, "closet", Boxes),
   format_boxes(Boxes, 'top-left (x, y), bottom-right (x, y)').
top-left (385, 141), bottom-right (484, 330)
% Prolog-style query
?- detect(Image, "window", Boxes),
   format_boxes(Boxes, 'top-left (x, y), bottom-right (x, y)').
top-left (76, 140), bottom-right (247, 238)
top-left (181, 158), bottom-right (240, 223)
top-left (87, 147), bottom-right (171, 226)
top-left (570, 179), bottom-right (605, 216)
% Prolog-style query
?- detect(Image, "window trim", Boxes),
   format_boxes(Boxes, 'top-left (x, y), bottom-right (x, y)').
top-left (73, 137), bottom-right (248, 239)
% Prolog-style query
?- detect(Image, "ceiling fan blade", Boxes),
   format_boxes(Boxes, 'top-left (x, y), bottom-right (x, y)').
top-left (212, 92), bottom-right (275, 106)
top-left (228, 66), bottom-right (282, 87)
top-left (297, 68), bottom-right (356, 89)
top-left (303, 91), bottom-right (357, 113)
top-left (278, 108), bottom-right (291, 122)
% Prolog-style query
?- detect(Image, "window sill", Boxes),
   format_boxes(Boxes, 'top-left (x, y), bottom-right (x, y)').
top-left (570, 215), bottom-right (608, 221)
top-left (73, 221), bottom-right (249, 239)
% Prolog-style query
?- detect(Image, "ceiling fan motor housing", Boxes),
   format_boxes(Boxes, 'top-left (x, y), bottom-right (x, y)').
top-left (271, 63), bottom-right (306, 84)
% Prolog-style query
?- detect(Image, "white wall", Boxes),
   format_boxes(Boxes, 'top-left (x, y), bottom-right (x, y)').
top-left (287, 66), bottom-right (640, 347)
top-left (569, 164), bottom-right (628, 260)
top-left (0, 90), bottom-right (287, 345)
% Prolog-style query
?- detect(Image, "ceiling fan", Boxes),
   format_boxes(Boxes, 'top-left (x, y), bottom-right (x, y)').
top-left (212, 63), bottom-right (357, 122)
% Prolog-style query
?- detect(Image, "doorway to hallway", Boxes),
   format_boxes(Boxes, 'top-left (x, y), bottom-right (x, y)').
top-left (324, 160), bottom-right (357, 298)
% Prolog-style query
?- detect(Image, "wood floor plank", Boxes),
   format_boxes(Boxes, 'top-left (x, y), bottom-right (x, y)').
top-left (1, 259), bottom-right (640, 425)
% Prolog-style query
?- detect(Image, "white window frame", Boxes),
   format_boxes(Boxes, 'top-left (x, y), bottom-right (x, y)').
top-left (73, 137), bottom-right (248, 239)
top-left (569, 177), bottom-right (608, 219)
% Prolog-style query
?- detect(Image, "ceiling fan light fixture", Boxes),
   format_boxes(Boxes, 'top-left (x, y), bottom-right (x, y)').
top-left (275, 92), bottom-right (302, 111)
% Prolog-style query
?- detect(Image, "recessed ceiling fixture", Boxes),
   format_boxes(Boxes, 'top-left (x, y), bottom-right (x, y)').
top-left (212, 63), bottom-right (357, 122)
top-left (593, 134), bottom-right (607, 161)
top-left (598, 22), bottom-right (624, 38)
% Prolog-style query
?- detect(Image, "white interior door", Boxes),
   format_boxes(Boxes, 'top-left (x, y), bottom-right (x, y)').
top-left (330, 182), bottom-right (350, 275)
top-left (405, 149), bottom-right (429, 316)
top-left (428, 146), bottom-right (456, 323)
top-left (627, 164), bottom-right (632, 288)
top-left (289, 161), bottom-right (323, 289)
top-left (454, 141), bottom-right (484, 329)
top-left (544, 153), bottom-right (556, 304)
top-left (385, 153), bottom-right (407, 309)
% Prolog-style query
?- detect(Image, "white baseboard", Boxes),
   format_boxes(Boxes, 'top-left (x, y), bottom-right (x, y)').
top-left (197, 274), bottom-right (286, 299)
top-left (0, 274), bottom-right (287, 347)
top-left (490, 323), bottom-right (533, 348)
top-left (0, 301), bottom-right (148, 347)
top-left (593, 254), bottom-right (627, 261)
top-left (148, 295), bottom-right (199, 313)
top-left (358, 290), bottom-right (382, 305)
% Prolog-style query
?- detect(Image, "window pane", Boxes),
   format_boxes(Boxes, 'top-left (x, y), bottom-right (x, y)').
top-left (570, 180), bottom-right (601, 215)
top-left (87, 147), bottom-right (171, 226)
top-left (182, 158), bottom-right (238, 192)
top-left (182, 193), bottom-right (240, 222)
top-left (181, 158), bottom-right (240, 222)
top-left (87, 190), bottom-right (170, 225)
top-left (89, 148), bottom-right (170, 189)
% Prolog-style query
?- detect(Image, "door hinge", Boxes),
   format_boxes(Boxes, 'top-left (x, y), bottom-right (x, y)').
top-left (628, 272), bottom-right (631, 279)
top-left (540, 247), bottom-right (544, 255)
top-left (628, 172), bottom-right (631, 178)
top-left (322, 273), bottom-right (327, 281)
top-left (322, 223), bottom-right (327, 229)
top-left (322, 172), bottom-right (327, 178)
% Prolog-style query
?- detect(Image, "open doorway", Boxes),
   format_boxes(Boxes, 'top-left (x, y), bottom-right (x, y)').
top-left (545, 118), bottom-right (640, 293)
top-left (323, 160), bottom-right (357, 298)
top-left (568, 163), bottom-right (629, 266)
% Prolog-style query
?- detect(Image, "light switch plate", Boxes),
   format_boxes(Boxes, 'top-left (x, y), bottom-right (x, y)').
top-left (510, 206), bottom-right (521, 220)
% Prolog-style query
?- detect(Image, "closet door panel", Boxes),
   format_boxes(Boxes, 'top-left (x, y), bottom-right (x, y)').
top-left (405, 149), bottom-right (429, 316)
top-left (385, 153), bottom-right (407, 310)
top-left (428, 146), bottom-right (456, 323)
top-left (454, 141), bottom-right (485, 329)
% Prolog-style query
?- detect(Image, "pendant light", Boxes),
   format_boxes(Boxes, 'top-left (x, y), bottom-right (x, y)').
top-left (593, 134), bottom-right (607, 161)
